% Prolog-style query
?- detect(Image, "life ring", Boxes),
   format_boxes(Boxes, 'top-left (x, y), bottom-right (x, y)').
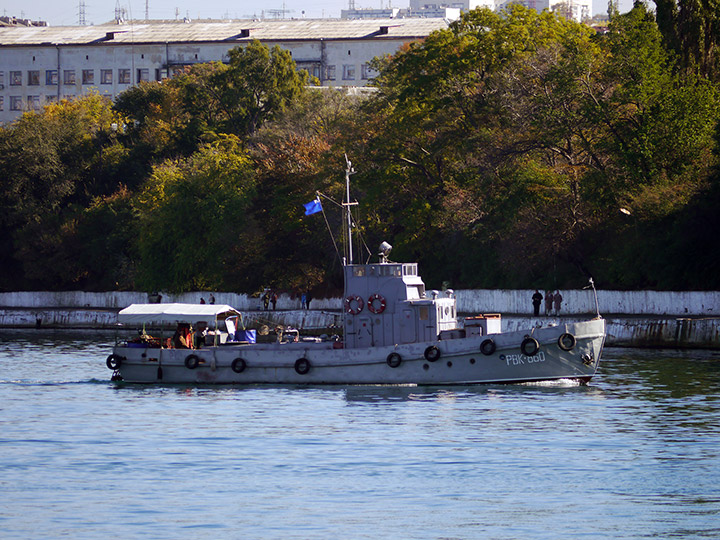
top-left (386, 352), bottom-right (402, 368)
top-left (367, 293), bottom-right (386, 314)
top-left (424, 345), bottom-right (441, 362)
top-left (185, 354), bottom-right (200, 369)
top-left (480, 339), bottom-right (496, 356)
top-left (295, 358), bottom-right (311, 375)
top-left (231, 357), bottom-right (247, 373)
top-left (558, 333), bottom-right (576, 351)
top-left (520, 337), bottom-right (540, 356)
top-left (345, 295), bottom-right (364, 315)
top-left (106, 354), bottom-right (123, 370)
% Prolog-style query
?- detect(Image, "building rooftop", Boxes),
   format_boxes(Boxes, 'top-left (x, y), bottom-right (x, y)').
top-left (0, 18), bottom-right (450, 46)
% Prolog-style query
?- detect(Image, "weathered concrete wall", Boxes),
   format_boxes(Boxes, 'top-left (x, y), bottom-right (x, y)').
top-left (0, 291), bottom-right (339, 311)
top-left (455, 290), bottom-right (720, 316)
top-left (1, 290), bottom-right (718, 315)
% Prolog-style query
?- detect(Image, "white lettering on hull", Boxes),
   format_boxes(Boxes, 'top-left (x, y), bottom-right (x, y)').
top-left (500, 351), bottom-right (546, 366)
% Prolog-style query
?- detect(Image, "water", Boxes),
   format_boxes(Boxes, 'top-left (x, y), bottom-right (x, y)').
top-left (1, 329), bottom-right (719, 539)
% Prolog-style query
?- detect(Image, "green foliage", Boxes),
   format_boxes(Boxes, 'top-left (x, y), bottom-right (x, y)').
top-left (133, 135), bottom-right (257, 292)
top-left (0, 94), bottom-right (129, 289)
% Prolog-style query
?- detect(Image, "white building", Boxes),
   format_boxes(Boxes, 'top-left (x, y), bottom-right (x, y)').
top-left (0, 18), bottom-right (449, 125)
top-left (409, 0), bottom-right (497, 11)
top-left (411, 0), bottom-right (591, 21)
top-left (342, 6), bottom-right (462, 19)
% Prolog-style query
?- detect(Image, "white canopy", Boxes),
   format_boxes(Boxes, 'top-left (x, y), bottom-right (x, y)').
top-left (117, 303), bottom-right (241, 325)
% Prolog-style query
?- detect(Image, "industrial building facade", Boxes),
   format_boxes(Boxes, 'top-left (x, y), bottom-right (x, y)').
top-left (0, 18), bottom-right (449, 124)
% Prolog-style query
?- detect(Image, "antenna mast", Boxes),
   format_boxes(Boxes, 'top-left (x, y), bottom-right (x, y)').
top-left (343, 155), bottom-right (357, 265)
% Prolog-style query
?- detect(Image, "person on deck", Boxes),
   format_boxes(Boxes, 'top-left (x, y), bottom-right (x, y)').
top-left (193, 323), bottom-right (207, 349)
top-left (172, 324), bottom-right (190, 349)
top-left (532, 290), bottom-right (543, 316)
top-left (554, 290), bottom-right (563, 316)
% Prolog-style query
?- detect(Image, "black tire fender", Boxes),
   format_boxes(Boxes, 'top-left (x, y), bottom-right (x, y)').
top-left (106, 354), bottom-right (123, 370)
top-left (521, 337), bottom-right (540, 357)
top-left (231, 357), bottom-right (247, 373)
top-left (424, 345), bottom-right (440, 362)
top-left (480, 339), bottom-right (496, 356)
top-left (185, 354), bottom-right (200, 370)
top-left (386, 352), bottom-right (402, 368)
top-left (295, 358), bottom-right (311, 375)
top-left (558, 333), bottom-right (576, 351)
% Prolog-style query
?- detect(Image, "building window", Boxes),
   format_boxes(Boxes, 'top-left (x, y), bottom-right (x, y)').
top-left (46, 95), bottom-right (58, 103)
top-left (342, 64), bottom-right (356, 81)
top-left (63, 70), bottom-right (76, 85)
top-left (361, 63), bottom-right (377, 81)
top-left (101, 69), bottom-right (113, 84)
top-left (0, 96), bottom-right (3, 111)
top-left (82, 69), bottom-right (94, 85)
top-left (136, 68), bottom-right (149, 83)
top-left (10, 96), bottom-right (23, 110)
top-left (326, 65), bottom-right (336, 81)
top-left (28, 70), bottom-right (40, 86)
top-left (46, 70), bottom-right (58, 85)
top-left (27, 95), bottom-right (41, 110)
top-left (118, 69), bottom-right (131, 84)
top-left (10, 71), bottom-right (22, 86)
top-left (0, 72), bottom-right (4, 88)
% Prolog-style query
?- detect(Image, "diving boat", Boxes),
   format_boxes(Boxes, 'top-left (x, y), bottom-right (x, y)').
top-left (106, 161), bottom-right (605, 385)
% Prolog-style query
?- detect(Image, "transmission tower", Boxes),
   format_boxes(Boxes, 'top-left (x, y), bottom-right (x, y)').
top-left (115, 0), bottom-right (127, 22)
top-left (78, 0), bottom-right (86, 25)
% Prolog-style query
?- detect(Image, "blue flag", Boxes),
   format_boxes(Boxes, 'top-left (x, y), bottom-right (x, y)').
top-left (303, 198), bottom-right (322, 216)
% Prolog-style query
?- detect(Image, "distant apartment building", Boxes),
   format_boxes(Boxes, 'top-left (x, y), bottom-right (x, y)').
top-left (404, 0), bottom-right (591, 21)
top-left (0, 18), bottom-right (449, 124)
top-left (341, 6), bottom-right (462, 19)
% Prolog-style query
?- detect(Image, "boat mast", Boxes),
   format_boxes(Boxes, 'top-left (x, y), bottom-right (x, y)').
top-left (343, 155), bottom-right (357, 265)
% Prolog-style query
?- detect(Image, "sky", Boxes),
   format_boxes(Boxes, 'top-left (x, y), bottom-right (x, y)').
top-left (4, 0), bottom-right (639, 27)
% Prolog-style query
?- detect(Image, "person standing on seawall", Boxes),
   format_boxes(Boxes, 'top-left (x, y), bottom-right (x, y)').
top-left (544, 290), bottom-right (554, 316)
top-left (554, 290), bottom-right (563, 316)
top-left (532, 290), bottom-right (543, 316)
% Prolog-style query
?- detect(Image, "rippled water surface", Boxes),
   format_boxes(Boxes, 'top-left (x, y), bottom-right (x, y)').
top-left (1, 329), bottom-right (719, 539)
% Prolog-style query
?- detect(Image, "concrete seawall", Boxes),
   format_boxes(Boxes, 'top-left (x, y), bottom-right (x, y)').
top-left (1, 289), bottom-right (718, 315)
top-left (1, 290), bottom-right (718, 348)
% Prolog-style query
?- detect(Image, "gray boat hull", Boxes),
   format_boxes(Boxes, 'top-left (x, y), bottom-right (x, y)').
top-left (108, 318), bottom-right (605, 385)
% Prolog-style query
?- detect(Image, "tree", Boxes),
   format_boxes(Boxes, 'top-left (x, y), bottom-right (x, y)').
top-left (655, 0), bottom-right (720, 81)
top-left (133, 135), bottom-right (258, 292)
top-left (0, 94), bottom-right (128, 289)
top-left (175, 40), bottom-right (308, 139)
